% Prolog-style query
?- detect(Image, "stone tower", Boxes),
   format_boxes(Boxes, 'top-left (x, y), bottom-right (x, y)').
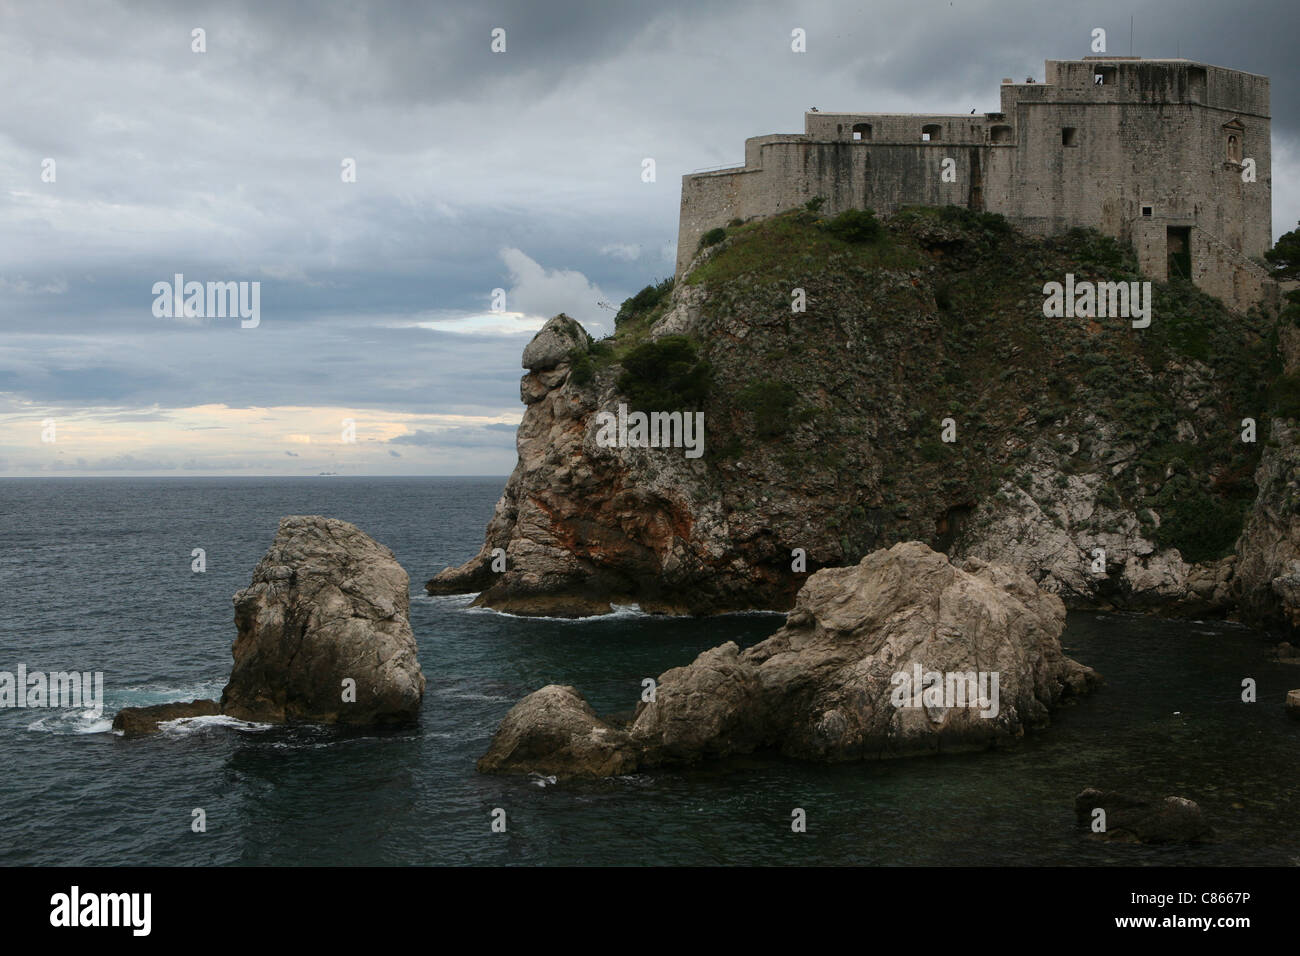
top-left (676, 57), bottom-right (1272, 312)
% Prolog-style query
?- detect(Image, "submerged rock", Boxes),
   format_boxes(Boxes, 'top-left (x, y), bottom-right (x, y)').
top-left (219, 515), bottom-right (425, 726)
top-left (1074, 788), bottom-right (1213, 844)
top-left (112, 699), bottom-right (219, 737)
top-left (479, 541), bottom-right (1099, 776)
top-left (1274, 641), bottom-right (1300, 663)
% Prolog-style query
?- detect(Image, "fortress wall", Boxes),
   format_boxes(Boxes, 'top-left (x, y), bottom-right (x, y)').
top-left (1004, 99), bottom-right (1268, 259)
top-left (678, 141), bottom-right (989, 275)
top-left (676, 59), bottom-right (1273, 311)
top-left (1005, 100), bottom-right (1211, 239)
top-left (677, 168), bottom-right (763, 277)
top-left (805, 112), bottom-right (996, 144)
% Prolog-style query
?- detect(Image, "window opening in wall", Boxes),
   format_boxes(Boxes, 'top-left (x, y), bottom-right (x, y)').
top-left (1062, 127), bottom-right (1078, 147)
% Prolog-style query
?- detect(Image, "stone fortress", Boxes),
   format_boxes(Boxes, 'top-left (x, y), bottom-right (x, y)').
top-left (676, 57), bottom-right (1273, 313)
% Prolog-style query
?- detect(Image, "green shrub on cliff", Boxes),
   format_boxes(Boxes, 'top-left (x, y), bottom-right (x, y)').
top-left (736, 380), bottom-right (799, 438)
top-left (699, 227), bottom-right (727, 250)
top-left (938, 205), bottom-right (1013, 239)
top-left (1154, 486), bottom-right (1246, 563)
top-left (617, 335), bottom-right (712, 411)
top-left (1060, 227), bottom-right (1138, 275)
top-left (1264, 221), bottom-right (1300, 281)
top-left (1270, 371), bottom-right (1300, 420)
top-left (823, 208), bottom-right (883, 244)
top-left (569, 347), bottom-right (595, 385)
top-left (614, 277), bottom-right (674, 330)
top-left (685, 209), bottom-right (919, 286)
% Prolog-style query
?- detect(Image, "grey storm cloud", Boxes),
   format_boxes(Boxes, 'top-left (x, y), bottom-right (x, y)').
top-left (1, 0), bottom-right (1297, 474)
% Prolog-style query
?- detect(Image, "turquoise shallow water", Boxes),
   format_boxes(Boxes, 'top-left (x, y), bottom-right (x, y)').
top-left (1, 477), bottom-right (1297, 865)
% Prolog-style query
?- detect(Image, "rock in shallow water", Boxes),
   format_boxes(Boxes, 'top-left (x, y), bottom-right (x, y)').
top-left (477, 684), bottom-right (637, 777)
top-left (219, 515), bottom-right (425, 725)
top-left (1074, 788), bottom-right (1213, 844)
top-left (479, 541), bottom-right (1100, 777)
top-left (112, 699), bottom-right (219, 737)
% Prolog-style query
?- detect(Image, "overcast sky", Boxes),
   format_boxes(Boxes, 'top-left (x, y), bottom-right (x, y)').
top-left (2, 0), bottom-right (1296, 476)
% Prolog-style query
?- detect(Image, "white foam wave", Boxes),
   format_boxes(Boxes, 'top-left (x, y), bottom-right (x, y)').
top-left (417, 590), bottom-right (785, 622)
top-left (26, 710), bottom-right (112, 735)
top-left (113, 679), bottom-right (226, 709)
top-left (437, 691), bottom-right (516, 703)
top-left (454, 602), bottom-right (659, 623)
top-left (155, 714), bottom-right (273, 736)
top-left (412, 592), bottom-right (479, 607)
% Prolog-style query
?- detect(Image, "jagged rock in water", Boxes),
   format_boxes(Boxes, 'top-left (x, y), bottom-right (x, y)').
top-left (220, 515), bottom-right (425, 725)
top-left (479, 541), bottom-right (1100, 776)
top-left (1074, 788), bottom-right (1214, 844)
top-left (112, 699), bottom-right (219, 737)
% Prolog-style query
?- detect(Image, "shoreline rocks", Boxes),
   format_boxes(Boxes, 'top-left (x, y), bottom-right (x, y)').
top-left (478, 541), bottom-right (1101, 777)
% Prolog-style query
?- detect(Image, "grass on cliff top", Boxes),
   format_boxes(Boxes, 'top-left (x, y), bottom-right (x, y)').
top-left (683, 208), bottom-right (923, 287)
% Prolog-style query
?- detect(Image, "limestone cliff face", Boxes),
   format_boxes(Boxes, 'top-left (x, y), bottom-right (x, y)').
top-left (1232, 420), bottom-right (1300, 628)
top-left (427, 313), bottom-right (745, 615)
top-left (429, 208), bottom-right (1281, 622)
top-left (1231, 325), bottom-right (1300, 632)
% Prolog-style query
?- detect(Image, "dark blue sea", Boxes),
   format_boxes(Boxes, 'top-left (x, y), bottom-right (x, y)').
top-left (1, 477), bottom-right (1297, 866)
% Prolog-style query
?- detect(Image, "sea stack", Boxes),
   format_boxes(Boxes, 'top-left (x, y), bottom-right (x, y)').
top-left (219, 515), bottom-right (425, 725)
top-left (114, 515), bottom-right (425, 735)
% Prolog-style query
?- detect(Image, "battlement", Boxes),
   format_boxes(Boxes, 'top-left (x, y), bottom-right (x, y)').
top-left (676, 57), bottom-right (1272, 312)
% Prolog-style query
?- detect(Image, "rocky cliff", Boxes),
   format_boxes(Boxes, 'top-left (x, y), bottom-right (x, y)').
top-left (430, 206), bottom-right (1293, 626)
